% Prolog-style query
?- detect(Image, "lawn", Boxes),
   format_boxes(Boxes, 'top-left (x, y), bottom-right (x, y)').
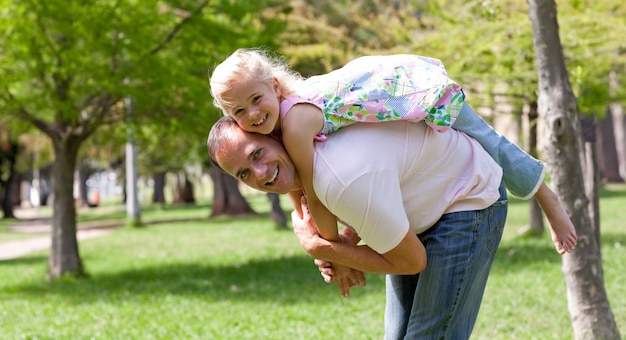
top-left (0, 186), bottom-right (624, 339)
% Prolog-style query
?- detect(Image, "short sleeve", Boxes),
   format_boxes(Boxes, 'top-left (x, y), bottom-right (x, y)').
top-left (323, 170), bottom-right (410, 254)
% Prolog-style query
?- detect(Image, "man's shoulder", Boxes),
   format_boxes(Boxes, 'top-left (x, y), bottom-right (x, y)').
top-left (312, 122), bottom-right (416, 184)
top-left (317, 121), bottom-right (426, 152)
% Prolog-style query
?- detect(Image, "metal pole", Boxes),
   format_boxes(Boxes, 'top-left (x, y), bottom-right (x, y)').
top-left (125, 94), bottom-right (141, 226)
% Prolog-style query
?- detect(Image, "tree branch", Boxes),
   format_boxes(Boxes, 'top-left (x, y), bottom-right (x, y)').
top-left (4, 89), bottom-right (56, 138)
top-left (143, 0), bottom-right (210, 58)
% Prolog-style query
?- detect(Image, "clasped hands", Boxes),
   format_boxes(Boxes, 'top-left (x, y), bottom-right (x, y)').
top-left (291, 197), bottom-right (366, 297)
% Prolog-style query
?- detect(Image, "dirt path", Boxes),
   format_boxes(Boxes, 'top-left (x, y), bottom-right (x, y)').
top-left (0, 229), bottom-right (113, 260)
top-left (0, 208), bottom-right (118, 261)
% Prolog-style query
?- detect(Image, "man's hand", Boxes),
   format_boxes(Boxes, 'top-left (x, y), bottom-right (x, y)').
top-left (315, 259), bottom-right (366, 296)
top-left (291, 208), bottom-right (321, 255)
top-left (292, 196), bottom-right (366, 296)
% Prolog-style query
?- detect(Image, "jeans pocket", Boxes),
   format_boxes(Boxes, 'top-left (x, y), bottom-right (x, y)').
top-left (485, 203), bottom-right (508, 255)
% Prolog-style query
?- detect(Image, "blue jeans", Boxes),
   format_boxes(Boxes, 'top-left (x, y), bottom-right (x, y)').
top-left (384, 184), bottom-right (508, 340)
top-left (453, 104), bottom-right (545, 199)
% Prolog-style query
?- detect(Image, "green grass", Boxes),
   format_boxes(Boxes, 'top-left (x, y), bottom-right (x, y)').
top-left (0, 187), bottom-right (624, 339)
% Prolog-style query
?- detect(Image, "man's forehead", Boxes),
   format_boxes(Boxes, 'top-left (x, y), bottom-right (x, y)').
top-left (220, 127), bottom-right (271, 169)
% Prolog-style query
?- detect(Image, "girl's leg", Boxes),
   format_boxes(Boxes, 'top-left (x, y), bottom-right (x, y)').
top-left (453, 104), bottom-right (576, 253)
top-left (453, 104), bottom-right (544, 199)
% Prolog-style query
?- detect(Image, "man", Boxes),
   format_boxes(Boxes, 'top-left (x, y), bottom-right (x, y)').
top-left (208, 117), bottom-right (508, 339)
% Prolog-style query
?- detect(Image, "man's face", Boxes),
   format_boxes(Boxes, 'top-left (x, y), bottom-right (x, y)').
top-left (215, 126), bottom-right (301, 194)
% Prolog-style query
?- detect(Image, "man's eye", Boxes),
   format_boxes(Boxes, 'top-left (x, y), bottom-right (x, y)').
top-left (239, 169), bottom-right (249, 180)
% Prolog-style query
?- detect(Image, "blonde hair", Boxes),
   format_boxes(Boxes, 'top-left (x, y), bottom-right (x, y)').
top-left (209, 48), bottom-right (303, 113)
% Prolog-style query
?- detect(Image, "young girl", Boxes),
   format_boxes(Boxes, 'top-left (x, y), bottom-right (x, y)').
top-left (209, 48), bottom-right (577, 258)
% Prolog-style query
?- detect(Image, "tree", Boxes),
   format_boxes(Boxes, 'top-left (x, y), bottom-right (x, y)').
top-left (521, 102), bottom-right (545, 236)
top-left (527, 0), bottom-right (620, 338)
top-left (0, 135), bottom-right (19, 218)
top-left (0, 0), bottom-right (288, 279)
top-left (597, 111), bottom-right (624, 182)
top-left (208, 166), bottom-right (256, 217)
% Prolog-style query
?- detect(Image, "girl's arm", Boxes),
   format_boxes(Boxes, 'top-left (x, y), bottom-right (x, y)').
top-left (287, 190), bottom-right (304, 219)
top-left (281, 103), bottom-right (339, 242)
top-left (282, 104), bottom-right (365, 296)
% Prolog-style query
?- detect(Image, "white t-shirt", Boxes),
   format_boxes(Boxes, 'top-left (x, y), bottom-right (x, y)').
top-left (312, 121), bottom-right (503, 254)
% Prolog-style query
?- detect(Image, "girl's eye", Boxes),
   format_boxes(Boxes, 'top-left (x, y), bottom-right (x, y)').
top-left (233, 108), bottom-right (244, 116)
top-left (252, 149), bottom-right (261, 160)
top-left (252, 95), bottom-right (261, 104)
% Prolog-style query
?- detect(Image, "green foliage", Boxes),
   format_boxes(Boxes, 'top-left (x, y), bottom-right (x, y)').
top-left (0, 0), bottom-right (290, 176)
top-left (0, 188), bottom-right (625, 338)
top-left (279, 0), bottom-right (423, 76)
top-left (406, 0), bottom-right (626, 113)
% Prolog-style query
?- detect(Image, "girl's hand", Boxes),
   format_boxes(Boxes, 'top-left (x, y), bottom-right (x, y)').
top-left (314, 260), bottom-right (366, 296)
top-left (332, 263), bottom-right (363, 297)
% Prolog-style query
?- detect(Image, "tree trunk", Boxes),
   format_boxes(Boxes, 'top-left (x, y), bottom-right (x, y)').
top-left (0, 140), bottom-right (18, 219)
top-left (172, 172), bottom-right (195, 204)
top-left (609, 70), bottom-right (626, 179)
top-left (10, 173), bottom-right (22, 208)
top-left (2, 172), bottom-right (17, 218)
top-left (48, 136), bottom-right (84, 279)
top-left (38, 165), bottom-right (52, 206)
top-left (267, 193), bottom-right (287, 229)
top-left (77, 166), bottom-right (90, 207)
top-left (527, 0), bottom-right (620, 338)
top-left (152, 171), bottom-right (166, 208)
top-left (208, 166), bottom-right (256, 217)
top-left (525, 102), bottom-right (544, 234)
top-left (580, 116), bottom-right (601, 251)
top-left (597, 109), bottom-right (623, 183)
top-left (181, 174), bottom-right (195, 204)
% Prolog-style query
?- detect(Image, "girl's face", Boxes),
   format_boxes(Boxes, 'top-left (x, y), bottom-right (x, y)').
top-left (222, 78), bottom-right (282, 135)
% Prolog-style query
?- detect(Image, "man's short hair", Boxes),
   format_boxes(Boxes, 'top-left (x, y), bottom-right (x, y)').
top-left (206, 116), bottom-right (239, 173)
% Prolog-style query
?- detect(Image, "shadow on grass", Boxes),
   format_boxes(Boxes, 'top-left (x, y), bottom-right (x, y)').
top-left (600, 186), bottom-right (626, 199)
top-left (494, 241), bottom-right (560, 270)
top-left (0, 255), bottom-right (49, 266)
top-left (5, 254), bottom-right (386, 305)
top-left (493, 231), bottom-right (626, 273)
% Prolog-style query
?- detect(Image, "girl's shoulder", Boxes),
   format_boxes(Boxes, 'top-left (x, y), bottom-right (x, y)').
top-left (279, 94), bottom-right (308, 121)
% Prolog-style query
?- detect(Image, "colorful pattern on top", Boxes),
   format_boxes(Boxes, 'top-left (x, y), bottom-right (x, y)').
top-left (286, 54), bottom-right (465, 135)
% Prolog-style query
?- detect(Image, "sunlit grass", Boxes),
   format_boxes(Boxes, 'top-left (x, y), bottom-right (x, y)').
top-left (0, 186), bottom-right (624, 339)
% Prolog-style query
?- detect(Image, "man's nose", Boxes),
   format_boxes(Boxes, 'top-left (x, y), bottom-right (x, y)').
top-left (250, 162), bottom-right (267, 179)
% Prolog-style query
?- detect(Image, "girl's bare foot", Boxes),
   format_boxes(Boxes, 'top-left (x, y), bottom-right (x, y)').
top-left (549, 221), bottom-right (577, 254)
top-left (534, 183), bottom-right (577, 254)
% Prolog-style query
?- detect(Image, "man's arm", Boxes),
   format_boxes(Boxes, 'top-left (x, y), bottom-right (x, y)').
top-left (291, 204), bottom-right (426, 275)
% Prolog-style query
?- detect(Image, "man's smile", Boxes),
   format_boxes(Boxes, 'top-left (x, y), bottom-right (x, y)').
top-left (266, 167), bottom-right (279, 185)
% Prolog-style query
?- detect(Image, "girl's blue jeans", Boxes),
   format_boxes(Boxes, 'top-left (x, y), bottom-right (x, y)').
top-left (453, 104), bottom-right (545, 199)
top-left (384, 184), bottom-right (508, 340)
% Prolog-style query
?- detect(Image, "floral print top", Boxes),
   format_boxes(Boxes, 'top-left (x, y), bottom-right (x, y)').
top-left (280, 54), bottom-right (465, 135)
